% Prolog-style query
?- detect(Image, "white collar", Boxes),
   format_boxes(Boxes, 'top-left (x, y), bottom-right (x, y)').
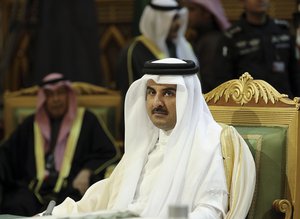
top-left (158, 129), bottom-right (172, 144)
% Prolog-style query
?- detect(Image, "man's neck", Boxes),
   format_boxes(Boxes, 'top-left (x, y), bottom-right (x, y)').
top-left (245, 12), bottom-right (267, 25)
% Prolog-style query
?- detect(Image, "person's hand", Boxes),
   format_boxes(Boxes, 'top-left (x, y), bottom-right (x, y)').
top-left (72, 169), bottom-right (92, 195)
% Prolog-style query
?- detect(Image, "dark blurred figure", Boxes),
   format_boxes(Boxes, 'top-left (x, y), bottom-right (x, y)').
top-left (0, 73), bottom-right (118, 216)
top-left (29, 0), bottom-right (103, 86)
top-left (213, 0), bottom-right (300, 98)
top-left (183, 0), bottom-right (230, 93)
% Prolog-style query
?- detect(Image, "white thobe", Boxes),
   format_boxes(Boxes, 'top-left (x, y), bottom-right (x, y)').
top-left (128, 129), bottom-right (170, 214)
top-left (128, 130), bottom-right (227, 219)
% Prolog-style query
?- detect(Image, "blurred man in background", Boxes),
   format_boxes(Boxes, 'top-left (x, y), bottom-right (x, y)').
top-left (183, 0), bottom-right (230, 93)
top-left (0, 73), bottom-right (118, 216)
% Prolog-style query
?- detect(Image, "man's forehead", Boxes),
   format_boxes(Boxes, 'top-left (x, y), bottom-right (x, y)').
top-left (146, 79), bottom-right (177, 88)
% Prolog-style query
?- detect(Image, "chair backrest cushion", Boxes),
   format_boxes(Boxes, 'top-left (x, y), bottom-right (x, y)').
top-left (235, 126), bottom-right (287, 219)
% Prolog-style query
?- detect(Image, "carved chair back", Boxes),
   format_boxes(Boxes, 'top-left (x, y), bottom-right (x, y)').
top-left (204, 73), bottom-right (300, 219)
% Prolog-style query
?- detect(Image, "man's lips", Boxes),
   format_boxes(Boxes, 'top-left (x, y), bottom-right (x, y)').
top-left (51, 104), bottom-right (64, 110)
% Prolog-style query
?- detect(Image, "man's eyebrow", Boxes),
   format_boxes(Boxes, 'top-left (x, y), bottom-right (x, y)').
top-left (146, 85), bottom-right (177, 91)
top-left (146, 86), bottom-right (154, 90)
top-left (162, 87), bottom-right (176, 91)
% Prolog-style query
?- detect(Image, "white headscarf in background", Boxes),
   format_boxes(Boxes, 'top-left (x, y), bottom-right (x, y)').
top-left (139, 0), bottom-right (198, 64)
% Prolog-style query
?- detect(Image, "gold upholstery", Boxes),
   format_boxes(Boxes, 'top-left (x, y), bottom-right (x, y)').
top-left (204, 73), bottom-right (300, 219)
top-left (3, 82), bottom-right (122, 146)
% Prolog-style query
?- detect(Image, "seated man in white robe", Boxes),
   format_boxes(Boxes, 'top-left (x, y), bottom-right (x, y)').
top-left (49, 58), bottom-right (256, 219)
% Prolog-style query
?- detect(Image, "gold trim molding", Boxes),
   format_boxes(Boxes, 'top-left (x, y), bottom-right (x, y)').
top-left (204, 73), bottom-right (300, 109)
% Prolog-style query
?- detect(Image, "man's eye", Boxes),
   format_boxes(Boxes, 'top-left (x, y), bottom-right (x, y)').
top-left (147, 89), bottom-right (155, 95)
top-left (165, 91), bottom-right (175, 96)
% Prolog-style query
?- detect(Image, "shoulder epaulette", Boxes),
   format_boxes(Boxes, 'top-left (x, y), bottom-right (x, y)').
top-left (274, 19), bottom-right (290, 29)
top-left (224, 26), bottom-right (242, 38)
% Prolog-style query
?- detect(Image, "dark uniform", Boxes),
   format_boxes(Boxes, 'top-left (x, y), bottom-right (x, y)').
top-left (213, 13), bottom-right (300, 98)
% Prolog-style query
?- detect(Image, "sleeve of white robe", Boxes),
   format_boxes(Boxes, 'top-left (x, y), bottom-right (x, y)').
top-left (189, 142), bottom-right (229, 219)
top-left (51, 178), bottom-right (110, 215)
top-left (189, 125), bottom-right (256, 219)
top-left (223, 126), bottom-right (256, 219)
top-left (51, 157), bottom-right (128, 216)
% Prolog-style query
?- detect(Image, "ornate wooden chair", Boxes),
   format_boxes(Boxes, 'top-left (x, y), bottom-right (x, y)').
top-left (204, 73), bottom-right (300, 219)
top-left (3, 82), bottom-right (123, 148)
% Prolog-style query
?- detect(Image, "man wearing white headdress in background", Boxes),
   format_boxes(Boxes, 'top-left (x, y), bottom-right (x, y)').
top-left (116, 0), bottom-right (198, 101)
top-left (50, 58), bottom-right (255, 219)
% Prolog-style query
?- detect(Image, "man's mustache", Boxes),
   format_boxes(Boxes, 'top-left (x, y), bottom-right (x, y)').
top-left (152, 107), bottom-right (168, 114)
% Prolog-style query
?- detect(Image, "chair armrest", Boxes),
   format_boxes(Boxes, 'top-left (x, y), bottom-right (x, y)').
top-left (273, 199), bottom-right (292, 219)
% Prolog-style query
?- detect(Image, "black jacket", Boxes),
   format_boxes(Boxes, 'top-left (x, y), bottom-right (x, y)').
top-left (213, 14), bottom-right (300, 98)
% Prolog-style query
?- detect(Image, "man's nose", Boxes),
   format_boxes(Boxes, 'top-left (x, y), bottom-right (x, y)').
top-left (154, 95), bottom-right (164, 107)
top-left (52, 92), bottom-right (60, 101)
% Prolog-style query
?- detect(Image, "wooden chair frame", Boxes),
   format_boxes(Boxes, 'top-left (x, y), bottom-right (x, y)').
top-left (204, 73), bottom-right (300, 219)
